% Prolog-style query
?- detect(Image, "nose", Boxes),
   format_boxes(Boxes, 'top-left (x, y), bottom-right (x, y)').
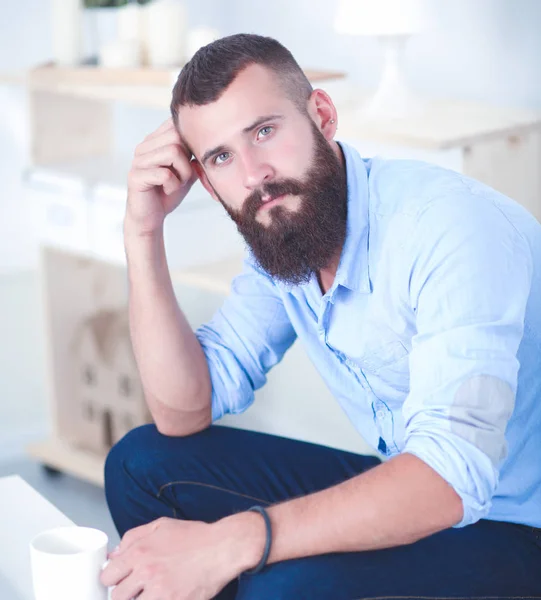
top-left (240, 150), bottom-right (275, 190)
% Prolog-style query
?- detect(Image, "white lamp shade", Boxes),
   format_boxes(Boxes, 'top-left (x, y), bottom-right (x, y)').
top-left (334, 0), bottom-right (431, 36)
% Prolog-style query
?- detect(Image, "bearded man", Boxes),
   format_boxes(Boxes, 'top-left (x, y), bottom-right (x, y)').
top-left (101, 34), bottom-right (541, 599)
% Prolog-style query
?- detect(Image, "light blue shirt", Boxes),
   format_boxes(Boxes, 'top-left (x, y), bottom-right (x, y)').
top-left (196, 142), bottom-right (541, 529)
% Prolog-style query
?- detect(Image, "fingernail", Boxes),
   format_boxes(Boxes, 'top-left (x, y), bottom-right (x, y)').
top-left (108, 546), bottom-right (120, 558)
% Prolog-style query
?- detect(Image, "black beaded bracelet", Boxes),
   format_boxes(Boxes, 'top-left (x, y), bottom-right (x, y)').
top-left (244, 505), bottom-right (272, 575)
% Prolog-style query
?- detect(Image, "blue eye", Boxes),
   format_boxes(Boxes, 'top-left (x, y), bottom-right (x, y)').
top-left (214, 152), bottom-right (230, 165)
top-left (258, 126), bottom-right (273, 138)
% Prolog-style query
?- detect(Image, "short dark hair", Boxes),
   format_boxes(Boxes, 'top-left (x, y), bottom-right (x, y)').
top-left (170, 33), bottom-right (313, 124)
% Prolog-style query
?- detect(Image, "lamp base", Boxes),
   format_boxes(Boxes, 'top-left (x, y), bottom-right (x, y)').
top-left (358, 34), bottom-right (425, 121)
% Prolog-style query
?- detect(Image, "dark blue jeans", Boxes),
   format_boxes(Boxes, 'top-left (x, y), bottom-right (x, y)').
top-left (104, 424), bottom-right (541, 599)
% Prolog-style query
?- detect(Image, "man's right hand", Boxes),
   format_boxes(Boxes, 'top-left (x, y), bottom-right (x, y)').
top-left (126, 118), bottom-right (198, 237)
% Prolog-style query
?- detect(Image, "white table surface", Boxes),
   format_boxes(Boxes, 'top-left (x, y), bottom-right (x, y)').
top-left (0, 474), bottom-right (75, 600)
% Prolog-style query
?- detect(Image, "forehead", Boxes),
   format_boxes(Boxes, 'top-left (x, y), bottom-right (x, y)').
top-left (177, 64), bottom-right (295, 158)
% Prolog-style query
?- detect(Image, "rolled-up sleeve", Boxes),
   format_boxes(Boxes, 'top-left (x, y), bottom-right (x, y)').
top-left (195, 256), bottom-right (296, 422)
top-left (402, 193), bottom-right (533, 527)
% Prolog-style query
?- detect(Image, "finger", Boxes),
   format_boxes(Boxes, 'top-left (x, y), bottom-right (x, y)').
top-left (100, 555), bottom-right (133, 588)
top-left (133, 144), bottom-right (193, 184)
top-left (134, 140), bottom-right (190, 177)
top-left (144, 118), bottom-right (174, 141)
top-left (109, 572), bottom-right (145, 600)
top-left (128, 167), bottom-right (183, 195)
top-left (135, 128), bottom-right (182, 157)
top-left (117, 519), bottom-right (166, 555)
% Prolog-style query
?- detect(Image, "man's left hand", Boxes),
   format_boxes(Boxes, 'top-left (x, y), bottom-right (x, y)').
top-left (100, 515), bottom-right (262, 600)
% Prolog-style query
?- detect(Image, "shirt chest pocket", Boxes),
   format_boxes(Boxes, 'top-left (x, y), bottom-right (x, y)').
top-left (324, 292), bottom-right (411, 386)
top-left (327, 314), bottom-right (410, 393)
top-left (359, 334), bottom-right (409, 373)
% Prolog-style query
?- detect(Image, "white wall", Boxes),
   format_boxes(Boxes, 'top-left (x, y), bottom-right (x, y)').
top-left (0, 0), bottom-right (50, 272)
top-left (220, 0), bottom-right (541, 110)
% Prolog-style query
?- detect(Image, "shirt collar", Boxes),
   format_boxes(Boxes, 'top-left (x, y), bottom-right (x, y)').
top-left (270, 141), bottom-right (372, 296)
top-left (330, 141), bottom-right (371, 295)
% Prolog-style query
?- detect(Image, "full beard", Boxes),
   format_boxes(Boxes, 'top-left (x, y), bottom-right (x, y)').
top-left (217, 123), bottom-right (348, 285)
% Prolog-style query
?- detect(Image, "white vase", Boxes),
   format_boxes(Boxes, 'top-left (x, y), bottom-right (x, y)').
top-left (144, 0), bottom-right (187, 68)
top-left (84, 7), bottom-right (120, 63)
top-left (117, 3), bottom-right (142, 42)
top-left (51, 0), bottom-right (83, 66)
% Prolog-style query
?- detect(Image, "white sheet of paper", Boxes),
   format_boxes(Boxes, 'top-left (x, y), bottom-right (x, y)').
top-left (0, 475), bottom-right (75, 600)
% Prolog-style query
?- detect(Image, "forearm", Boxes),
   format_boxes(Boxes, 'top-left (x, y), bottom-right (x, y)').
top-left (125, 221), bottom-right (211, 430)
top-left (221, 453), bottom-right (464, 572)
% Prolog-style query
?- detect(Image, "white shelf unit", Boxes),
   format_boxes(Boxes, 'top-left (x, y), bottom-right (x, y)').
top-left (23, 156), bottom-right (244, 273)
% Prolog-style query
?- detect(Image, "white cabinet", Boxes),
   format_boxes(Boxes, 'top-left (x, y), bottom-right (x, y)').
top-left (462, 130), bottom-right (541, 220)
top-left (87, 183), bottom-right (126, 264)
top-left (343, 130), bottom-right (541, 224)
top-left (24, 163), bottom-right (245, 272)
top-left (333, 91), bottom-right (541, 221)
top-left (25, 171), bottom-right (91, 258)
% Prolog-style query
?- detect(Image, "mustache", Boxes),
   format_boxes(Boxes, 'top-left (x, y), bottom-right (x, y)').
top-left (244, 179), bottom-right (304, 212)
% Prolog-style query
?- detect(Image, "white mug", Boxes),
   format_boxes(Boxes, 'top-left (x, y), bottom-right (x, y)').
top-left (30, 526), bottom-right (109, 600)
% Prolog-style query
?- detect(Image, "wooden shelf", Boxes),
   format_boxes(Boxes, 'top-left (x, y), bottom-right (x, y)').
top-left (337, 98), bottom-right (541, 150)
top-left (32, 81), bottom-right (173, 109)
top-left (29, 62), bottom-right (346, 87)
top-left (30, 63), bottom-right (185, 87)
top-left (17, 63), bottom-right (345, 109)
top-left (0, 70), bottom-right (25, 86)
top-left (27, 437), bottom-right (106, 487)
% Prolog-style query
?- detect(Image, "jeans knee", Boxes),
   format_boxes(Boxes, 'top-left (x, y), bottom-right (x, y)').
top-left (104, 424), bottom-right (241, 535)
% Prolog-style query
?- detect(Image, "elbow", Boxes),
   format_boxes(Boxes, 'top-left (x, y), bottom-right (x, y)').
top-left (154, 405), bottom-right (212, 437)
top-left (155, 416), bottom-right (211, 438)
top-left (148, 387), bottom-right (213, 438)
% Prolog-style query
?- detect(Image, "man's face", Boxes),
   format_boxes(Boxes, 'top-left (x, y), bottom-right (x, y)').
top-left (178, 64), bottom-right (347, 285)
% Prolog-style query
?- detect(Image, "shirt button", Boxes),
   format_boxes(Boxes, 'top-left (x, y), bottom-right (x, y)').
top-left (376, 410), bottom-right (386, 420)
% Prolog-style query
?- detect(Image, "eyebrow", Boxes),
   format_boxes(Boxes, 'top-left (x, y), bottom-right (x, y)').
top-left (200, 114), bottom-right (285, 166)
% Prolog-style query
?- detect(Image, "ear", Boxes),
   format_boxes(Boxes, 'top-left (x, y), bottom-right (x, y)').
top-left (191, 159), bottom-right (220, 204)
top-left (306, 89), bottom-right (338, 141)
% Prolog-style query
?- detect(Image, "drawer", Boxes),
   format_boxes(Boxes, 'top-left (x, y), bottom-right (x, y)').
top-left (88, 183), bottom-right (244, 269)
top-left (462, 131), bottom-right (541, 221)
top-left (88, 190), bottom-right (127, 264)
top-left (26, 186), bottom-right (91, 254)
